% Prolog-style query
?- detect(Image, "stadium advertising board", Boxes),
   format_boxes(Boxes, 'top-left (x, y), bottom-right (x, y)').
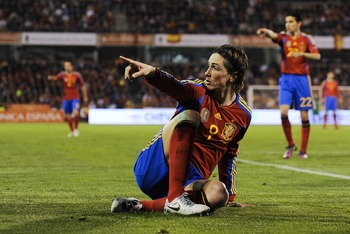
top-left (0, 32), bottom-right (20, 45)
top-left (99, 33), bottom-right (153, 46)
top-left (21, 32), bottom-right (97, 46)
top-left (154, 34), bottom-right (229, 47)
top-left (313, 36), bottom-right (334, 49)
top-left (88, 108), bottom-right (350, 125)
top-left (230, 35), bottom-right (277, 48)
top-left (88, 108), bottom-right (175, 125)
top-left (0, 33), bottom-right (338, 49)
top-left (251, 109), bottom-right (350, 125)
top-left (0, 105), bottom-right (64, 123)
top-left (342, 36), bottom-right (350, 49)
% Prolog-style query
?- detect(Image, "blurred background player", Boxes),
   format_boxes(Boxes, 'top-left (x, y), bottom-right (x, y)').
top-left (48, 61), bottom-right (88, 137)
top-left (257, 12), bottom-right (321, 159)
top-left (320, 71), bottom-right (343, 129)
top-left (111, 45), bottom-right (251, 215)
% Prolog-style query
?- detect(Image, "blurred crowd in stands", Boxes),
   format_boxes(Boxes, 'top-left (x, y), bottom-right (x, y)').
top-left (0, 0), bottom-right (350, 109)
top-left (0, 55), bottom-right (207, 109)
top-left (1, 54), bottom-right (350, 109)
top-left (0, 0), bottom-right (349, 35)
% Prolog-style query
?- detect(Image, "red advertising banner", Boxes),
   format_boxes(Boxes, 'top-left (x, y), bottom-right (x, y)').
top-left (0, 32), bottom-right (20, 45)
top-left (0, 105), bottom-right (64, 123)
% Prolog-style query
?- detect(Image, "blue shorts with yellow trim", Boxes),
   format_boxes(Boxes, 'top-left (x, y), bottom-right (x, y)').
top-left (325, 96), bottom-right (337, 111)
top-left (133, 135), bottom-right (204, 200)
top-left (63, 99), bottom-right (80, 114)
top-left (278, 73), bottom-right (313, 111)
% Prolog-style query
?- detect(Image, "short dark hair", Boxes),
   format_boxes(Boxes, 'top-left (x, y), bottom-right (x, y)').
top-left (213, 44), bottom-right (249, 93)
top-left (286, 12), bottom-right (302, 22)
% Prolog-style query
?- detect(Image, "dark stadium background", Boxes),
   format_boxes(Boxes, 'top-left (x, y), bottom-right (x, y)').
top-left (0, 0), bottom-right (349, 113)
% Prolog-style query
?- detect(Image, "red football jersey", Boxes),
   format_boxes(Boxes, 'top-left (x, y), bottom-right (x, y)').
top-left (321, 80), bottom-right (341, 98)
top-left (56, 71), bottom-right (85, 100)
top-left (275, 32), bottom-right (319, 75)
top-left (146, 69), bottom-right (251, 195)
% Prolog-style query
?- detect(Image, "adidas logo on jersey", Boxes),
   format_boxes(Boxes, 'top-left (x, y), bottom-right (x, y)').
top-left (214, 113), bottom-right (222, 120)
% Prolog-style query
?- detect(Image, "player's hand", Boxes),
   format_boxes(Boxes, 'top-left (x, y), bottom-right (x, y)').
top-left (227, 201), bottom-right (243, 207)
top-left (119, 56), bottom-right (156, 81)
top-left (227, 201), bottom-right (255, 208)
top-left (257, 28), bottom-right (278, 40)
top-left (289, 52), bottom-right (304, 58)
top-left (256, 28), bottom-right (268, 37)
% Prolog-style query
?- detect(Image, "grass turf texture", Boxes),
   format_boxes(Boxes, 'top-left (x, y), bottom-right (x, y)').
top-left (1, 123), bottom-right (349, 234)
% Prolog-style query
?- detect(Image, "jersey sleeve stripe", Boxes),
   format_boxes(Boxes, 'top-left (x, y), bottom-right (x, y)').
top-left (180, 78), bottom-right (205, 86)
top-left (238, 97), bottom-right (252, 116)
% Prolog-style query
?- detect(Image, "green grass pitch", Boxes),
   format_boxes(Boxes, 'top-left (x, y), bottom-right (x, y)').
top-left (1, 123), bottom-right (349, 233)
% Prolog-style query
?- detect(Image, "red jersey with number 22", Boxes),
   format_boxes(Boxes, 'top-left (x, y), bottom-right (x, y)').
top-left (275, 32), bottom-right (319, 75)
top-left (56, 71), bottom-right (85, 100)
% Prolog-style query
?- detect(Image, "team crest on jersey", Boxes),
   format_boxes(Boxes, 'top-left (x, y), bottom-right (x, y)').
top-left (286, 40), bottom-right (292, 47)
top-left (200, 108), bottom-right (210, 123)
top-left (221, 122), bottom-right (237, 141)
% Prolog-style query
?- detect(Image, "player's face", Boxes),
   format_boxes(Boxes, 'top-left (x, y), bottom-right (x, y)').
top-left (204, 53), bottom-right (232, 91)
top-left (285, 16), bottom-right (301, 33)
top-left (64, 62), bottom-right (73, 73)
top-left (327, 72), bottom-right (335, 80)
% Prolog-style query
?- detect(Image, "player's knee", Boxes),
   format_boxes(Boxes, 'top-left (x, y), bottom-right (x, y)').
top-left (177, 110), bottom-right (201, 127)
top-left (205, 181), bottom-right (229, 210)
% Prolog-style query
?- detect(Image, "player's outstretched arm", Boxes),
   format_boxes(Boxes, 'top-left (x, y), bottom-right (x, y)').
top-left (290, 51), bottom-right (321, 60)
top-left (119, 56), bottom-right (156, 81)
top-left (256, 28), bottom-right (278, 41)
top-left (47, 75), bottom-right (58, 81)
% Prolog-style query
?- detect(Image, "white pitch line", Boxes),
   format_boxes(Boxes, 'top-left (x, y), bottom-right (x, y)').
top-left (238, 159), bottom-right (350, 180)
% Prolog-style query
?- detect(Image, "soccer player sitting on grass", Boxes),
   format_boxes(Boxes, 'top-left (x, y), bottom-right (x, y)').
top-left (111, 44), bottom-right (251, 216)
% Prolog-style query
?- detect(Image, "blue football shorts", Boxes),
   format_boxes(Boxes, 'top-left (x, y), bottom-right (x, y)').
top-left (325, 96), bottom-right (337, 111)
top-left (278, 73), bottom-right (313, 111)
top-left (63, 99), bottom-right (80, 114)
top-left (133, 134), bottom-right (204, 200)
